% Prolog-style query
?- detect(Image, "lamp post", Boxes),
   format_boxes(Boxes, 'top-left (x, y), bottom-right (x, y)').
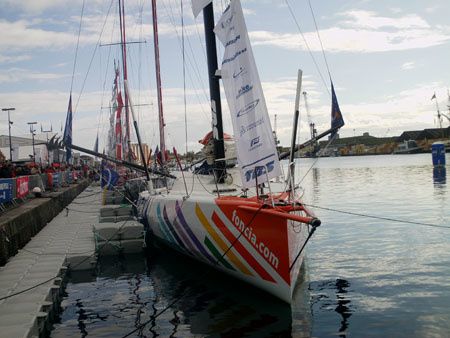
top-left (2, 108), bottom-right (15, 161)
top-left (27, 121), bottom-right (37, 162)
top-left (41, 124), bottom-right (53, 165)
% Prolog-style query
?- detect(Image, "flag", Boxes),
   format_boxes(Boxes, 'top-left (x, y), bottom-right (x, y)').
top-left (63, 94), bottom-right (73, 162)
top-left (100, 168), bottom-right (119, 190)
top-left (192, 0), bottom-right (212, 17)
top-left (93, 133), bottom-right (99, 153)
top-left (330, 81), bottom-right (345, 137)
top-left (431, 93), bottom-right (436, 100)
top-left (115, 91), bottom-right (123, 160)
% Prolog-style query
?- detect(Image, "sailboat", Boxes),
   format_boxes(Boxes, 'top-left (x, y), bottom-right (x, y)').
top-left (58, 0), bottom-right (345, 304)
top-left (135, 0), bottom-right (345, 304)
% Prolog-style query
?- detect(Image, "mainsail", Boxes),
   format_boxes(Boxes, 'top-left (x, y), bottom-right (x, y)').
top-left (214, 0), bottom-right (282, 188)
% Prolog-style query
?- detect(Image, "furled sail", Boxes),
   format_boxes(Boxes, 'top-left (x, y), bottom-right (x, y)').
top-left (214, 0), bottom-right (282, 188)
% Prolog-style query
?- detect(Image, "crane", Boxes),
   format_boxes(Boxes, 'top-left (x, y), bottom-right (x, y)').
top-left (302, 91), bottom-right (319, 156)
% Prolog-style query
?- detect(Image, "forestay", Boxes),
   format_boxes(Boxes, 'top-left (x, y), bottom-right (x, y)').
top-left (214, 0), bottom-right (281, 188)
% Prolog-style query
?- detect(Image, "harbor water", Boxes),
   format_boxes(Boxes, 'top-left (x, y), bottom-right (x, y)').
top-left (51, 154), bottom-right (449, 337)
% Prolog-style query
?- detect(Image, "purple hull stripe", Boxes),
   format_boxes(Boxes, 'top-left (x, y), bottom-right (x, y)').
top-left (173, 218), bottom-right (199, 257)
top-left (175, 201), bottom-right (216, 264)
top-left (162, 205), bottom-right (188, 252)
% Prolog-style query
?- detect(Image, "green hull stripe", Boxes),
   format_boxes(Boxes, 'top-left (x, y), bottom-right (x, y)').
top-left (204, 237), bottom-right (235, 271)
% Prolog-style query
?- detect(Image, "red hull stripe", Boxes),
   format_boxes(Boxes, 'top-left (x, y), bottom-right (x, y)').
top-left (212, 211), bottom-right (275, 283)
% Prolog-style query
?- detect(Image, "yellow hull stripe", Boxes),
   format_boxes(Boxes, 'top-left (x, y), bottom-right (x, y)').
top-left (195, 203), bottom-right (253, 276)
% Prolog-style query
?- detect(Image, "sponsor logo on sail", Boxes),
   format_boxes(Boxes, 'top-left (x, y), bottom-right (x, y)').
top-left (240, 118), bottom-right (264, 136)
top-left (236, 99), bottom-right (259, 117)
top-left (233, 66), bottom-right (247, 79)
top-left (244, 160), bottom-right (275, 182)
top-left (222, 48), bottom-right (247, 65)
top-left (226, 35), bottom-right (241, 47)
top-left (250, 136), bottom-right (260, 147)
top-left (236, 84), bottom-right (253, 99)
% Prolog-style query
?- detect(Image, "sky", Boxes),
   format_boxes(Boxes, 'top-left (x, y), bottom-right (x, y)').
top-left (0, 0), bottom-right (449, 154)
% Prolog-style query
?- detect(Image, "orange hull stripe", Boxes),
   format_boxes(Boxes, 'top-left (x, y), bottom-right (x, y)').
top-left (195, 204), bottom-right (253, 276)
top-left (212, 211), bottom-right (275, 283)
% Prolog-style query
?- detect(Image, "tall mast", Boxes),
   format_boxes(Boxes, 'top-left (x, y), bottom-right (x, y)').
top-left (203, 3), bottom-right (226, 183)
top-left (118, 0), bottom-right (132, 161)
top-left (151, 0), bottom-right (166, 164)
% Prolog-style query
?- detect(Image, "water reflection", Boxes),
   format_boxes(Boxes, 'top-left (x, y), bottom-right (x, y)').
top-left (146, 249), bottom-right (297, 337)
top-left (53, 251), bottom-right (314, 337)
top-left (335, 279), bottom-right (352, 338)
top-left (309, 278), bottom-right (353, 337)
top-left (433, 166), bottom-right (446, 185)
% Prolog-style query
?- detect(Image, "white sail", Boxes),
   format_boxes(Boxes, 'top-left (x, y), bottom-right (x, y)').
top-left (192, 0), bottom-right (212, 18)
top-left (214, 0), bottom-right (282, 188)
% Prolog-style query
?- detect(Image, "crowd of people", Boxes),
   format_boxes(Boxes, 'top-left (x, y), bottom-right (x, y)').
top-left (0, 161), bottom-right (92, 179)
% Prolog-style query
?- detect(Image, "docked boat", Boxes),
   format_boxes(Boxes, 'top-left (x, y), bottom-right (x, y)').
top-left (135, 0), bottom-right (344, 304)
top-left (60, 0), bottom-right (345, 304)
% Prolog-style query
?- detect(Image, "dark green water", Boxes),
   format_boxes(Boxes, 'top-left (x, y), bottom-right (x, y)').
top-left (51, 154), bottom-right (449, 337)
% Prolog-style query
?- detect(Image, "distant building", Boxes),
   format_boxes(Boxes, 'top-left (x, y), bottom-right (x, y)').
top-left (130, 143), bottom-right (150, 165)
top-left (396, 127), bottom-right (450, 142)
top-left (0, 134), bottom-right (79, 164)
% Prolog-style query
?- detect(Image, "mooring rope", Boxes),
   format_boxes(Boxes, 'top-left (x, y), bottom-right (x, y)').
top-left (303, 203), bottom-right (450, 230)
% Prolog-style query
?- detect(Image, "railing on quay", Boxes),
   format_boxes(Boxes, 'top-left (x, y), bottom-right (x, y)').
top-left (0, 170), bottom-right (85, 213)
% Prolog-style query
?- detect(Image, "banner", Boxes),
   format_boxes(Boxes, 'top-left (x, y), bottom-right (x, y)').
top-left (52, 173), bottom-right (61, 188)
top-left (16, 176), bottom-right (29, 199)
top-left (214, 0), bottom-right (281, 188)
top-left (0, 179), bottom-right (13, 203)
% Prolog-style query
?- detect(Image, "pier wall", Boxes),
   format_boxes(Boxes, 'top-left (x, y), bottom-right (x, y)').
top-left (0, 180), bottom-right (90, 265)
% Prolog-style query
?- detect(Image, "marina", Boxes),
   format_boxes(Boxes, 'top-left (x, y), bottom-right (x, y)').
top-left (47, 154), bottom-right (448, 337)
top-left (1, 0), bottom-right (450, 337)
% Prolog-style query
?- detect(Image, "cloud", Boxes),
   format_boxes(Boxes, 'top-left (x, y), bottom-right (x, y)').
top-left (0, 20), bottom-right (79, 51)
top-left (339, 10), bottom-right (429, 30)
top-left (0, 68), bottom-right (68, 84)
top-left (2, 0), bottom-right (72, 14)
top-left (0, 54), bottom-right (32, 64)
top-left (401, 61), bottom-right (415, 70)
top-left (249, 10), bottom-right (450, 53)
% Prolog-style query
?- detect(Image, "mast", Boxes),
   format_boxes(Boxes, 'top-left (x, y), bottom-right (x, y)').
top-left (203, 3), bottom-right (226, 183)
top-left (151, 0), bottom-right (166, 164)
top-left (118, 0), bottom-right (132, 161)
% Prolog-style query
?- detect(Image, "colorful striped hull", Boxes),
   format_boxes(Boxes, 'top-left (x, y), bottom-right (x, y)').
top-left (137, 191), bottom-right (310, 303)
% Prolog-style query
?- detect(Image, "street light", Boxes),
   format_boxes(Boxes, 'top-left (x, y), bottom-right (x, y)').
top-left (2, 107), bottom-right (15, 161)
top-left (27, 121), bottom-right (37, 162)
top-left (41, 124), bottom-right (53, 165)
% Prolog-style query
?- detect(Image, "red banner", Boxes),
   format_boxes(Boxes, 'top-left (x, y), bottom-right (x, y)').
top-left (16, 176), bottom-right (29, 198)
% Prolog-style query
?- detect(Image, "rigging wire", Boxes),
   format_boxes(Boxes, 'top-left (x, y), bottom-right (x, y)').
top-left (283, 0), bottom-right (330, 97)
top-left (69, 0), bottom-right (86, 95)
top-left (307, 0), bottom-right (332, 79)
top-left (181, 0), bottom-right (188, 156)
top-left (74, 0), bottom-right (115, 114)
top-left (161, 0), bottom-right (211, 115)
top-left (169, 0), bottom-right (210, 103)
